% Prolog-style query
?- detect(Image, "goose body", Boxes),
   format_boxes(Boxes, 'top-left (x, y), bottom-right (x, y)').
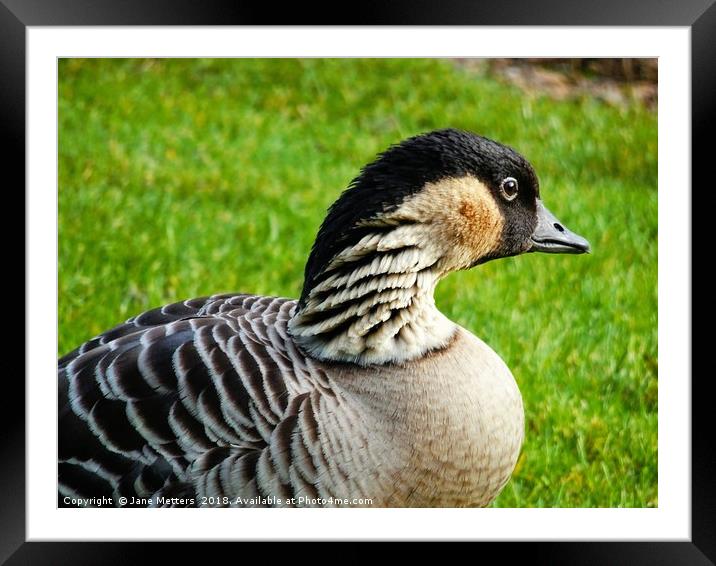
top-left (59, 129), bottom-right (589, 507)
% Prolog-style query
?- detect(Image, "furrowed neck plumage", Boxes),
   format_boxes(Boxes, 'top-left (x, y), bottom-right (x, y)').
top-left (288, 220), bottom-right (457, 366)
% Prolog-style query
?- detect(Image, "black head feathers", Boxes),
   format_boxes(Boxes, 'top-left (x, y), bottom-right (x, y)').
top-left (298, 128), bottom-right (540, 305)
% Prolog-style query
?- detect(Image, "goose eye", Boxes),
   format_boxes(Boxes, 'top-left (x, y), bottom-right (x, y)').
top-left (500, 177), bottom-right (519, 201)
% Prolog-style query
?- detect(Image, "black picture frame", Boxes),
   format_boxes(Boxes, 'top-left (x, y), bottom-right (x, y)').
top-left (6, 1), bottom-right (710, 563)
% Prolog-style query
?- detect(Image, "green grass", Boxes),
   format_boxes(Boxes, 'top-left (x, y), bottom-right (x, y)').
top-left (58, 58), bottom-right (657, 508)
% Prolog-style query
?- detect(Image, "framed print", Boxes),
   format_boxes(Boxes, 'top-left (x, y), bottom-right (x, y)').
top-left (6, 0), bottom-right (711, 563)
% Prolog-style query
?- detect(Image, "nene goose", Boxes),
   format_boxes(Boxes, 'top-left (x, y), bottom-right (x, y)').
top-left (58, 128), bottom-right (589, 508)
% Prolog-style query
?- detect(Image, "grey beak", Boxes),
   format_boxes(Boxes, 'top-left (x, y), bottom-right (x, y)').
top-left (530, 200), bottom-right (591, 254)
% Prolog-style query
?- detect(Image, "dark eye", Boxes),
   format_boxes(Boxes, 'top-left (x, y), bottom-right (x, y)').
top-left (500, 177), bottom-right (519, 201)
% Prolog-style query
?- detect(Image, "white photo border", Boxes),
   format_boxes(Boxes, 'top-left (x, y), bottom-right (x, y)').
top-left (28, 26), bottom-right (690, 541)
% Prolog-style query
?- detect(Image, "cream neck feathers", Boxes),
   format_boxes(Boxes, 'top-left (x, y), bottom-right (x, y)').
top-left (288, 221), bottom-right (457, 366)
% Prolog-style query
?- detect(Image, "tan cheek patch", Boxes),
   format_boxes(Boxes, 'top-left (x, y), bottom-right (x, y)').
top-left (455, 197), bottom-right (502, 250)
top-left (389, 176), bottom-right (505, 266)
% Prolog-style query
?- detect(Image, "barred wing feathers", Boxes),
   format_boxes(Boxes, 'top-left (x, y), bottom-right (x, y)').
top-left (58, 294), bottom-right (325, 508)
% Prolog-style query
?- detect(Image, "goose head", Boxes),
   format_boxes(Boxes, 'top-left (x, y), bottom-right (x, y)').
top-left (290, 128), bottom-right (590, 365)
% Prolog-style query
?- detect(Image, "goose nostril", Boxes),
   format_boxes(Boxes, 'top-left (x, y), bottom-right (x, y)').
top-left (553, 223), bottom-right (565, 233)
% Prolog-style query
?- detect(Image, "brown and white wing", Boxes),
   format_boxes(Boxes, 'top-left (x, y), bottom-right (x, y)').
top-left (58, 294), bottom-right (319, 507)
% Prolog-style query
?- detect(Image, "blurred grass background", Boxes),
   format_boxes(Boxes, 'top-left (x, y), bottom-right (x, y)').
top-left (58, 58), bottom-right (657, 508)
